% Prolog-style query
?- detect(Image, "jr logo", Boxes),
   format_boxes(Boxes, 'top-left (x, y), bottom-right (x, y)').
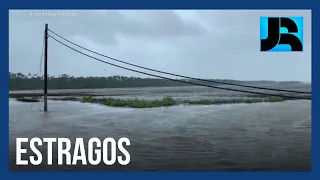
top-left (260, 16), bottom-right (303, 52)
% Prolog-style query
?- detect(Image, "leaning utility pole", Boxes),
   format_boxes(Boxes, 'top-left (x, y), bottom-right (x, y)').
top-left (44, 23), bottom-right (48, 111)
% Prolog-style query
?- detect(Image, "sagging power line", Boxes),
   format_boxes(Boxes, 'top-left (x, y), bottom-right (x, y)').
top-left (48, 28), bottom-right (311, 95)
top-left (47, 34), bottom-right (311, 100)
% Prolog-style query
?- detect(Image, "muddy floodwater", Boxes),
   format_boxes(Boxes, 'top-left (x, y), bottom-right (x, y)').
top-left (9, 85), bottom-right (312, 171)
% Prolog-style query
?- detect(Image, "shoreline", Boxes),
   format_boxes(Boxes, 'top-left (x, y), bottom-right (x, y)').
top-left (9, 86), bottom-right (311, 108)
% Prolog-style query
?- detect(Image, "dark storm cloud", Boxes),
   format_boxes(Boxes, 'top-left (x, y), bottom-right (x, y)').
top-left (10, 10), bottom-right (205, 44)
top-left (9, 10), bottom-right (311, 81)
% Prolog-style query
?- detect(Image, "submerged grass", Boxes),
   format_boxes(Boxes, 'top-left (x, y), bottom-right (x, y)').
top-left (13, 95), bottom-right (285, 108)
top-left (78, 96), bottom-right (284, 108)
top-left (16, 97), bottom-right (40, 103)
top-left (81, 96), bottom-right (176, 108)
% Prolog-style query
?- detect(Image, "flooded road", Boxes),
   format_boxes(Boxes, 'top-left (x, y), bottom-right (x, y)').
top-left (9, 86), bottom-right (312, 171)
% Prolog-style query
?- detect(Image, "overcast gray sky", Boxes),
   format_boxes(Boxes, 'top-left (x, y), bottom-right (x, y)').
top-left (9, 10), bottom-right (311, 81)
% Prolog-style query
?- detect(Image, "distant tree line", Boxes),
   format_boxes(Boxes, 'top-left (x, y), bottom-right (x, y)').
top-left (9, 72), bottom-right (278, 90)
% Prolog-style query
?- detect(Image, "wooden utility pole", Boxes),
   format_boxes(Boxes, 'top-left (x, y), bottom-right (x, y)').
top-left (44, 23), bottom-right (48, 111)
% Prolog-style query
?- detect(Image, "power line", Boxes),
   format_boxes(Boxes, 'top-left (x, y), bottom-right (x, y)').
top-left (48, 34), bottom-right (311, 100)
top-left (48, 29), bottom-right (311, 95)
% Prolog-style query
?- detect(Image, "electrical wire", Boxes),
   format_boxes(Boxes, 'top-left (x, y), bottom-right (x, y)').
top-left (48, 28), bottom-right (311, 95)
top-left (48, 34), bottom-right (311, 100)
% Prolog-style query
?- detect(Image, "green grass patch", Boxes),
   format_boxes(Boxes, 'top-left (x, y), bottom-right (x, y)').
top-left (78, 96), bottom-right (284, 108)
top-left (13, 95), bottom-right (285, 107)
top-left (81, 96), bottom-right (176, 108)
top-left (267, 96), bottom-right (284, 102)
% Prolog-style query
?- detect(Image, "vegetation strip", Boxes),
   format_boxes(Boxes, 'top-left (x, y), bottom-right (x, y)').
top-left (9, 72), bottom-right (303, 90)
top-left (14, 96), bottom-right (284, 108)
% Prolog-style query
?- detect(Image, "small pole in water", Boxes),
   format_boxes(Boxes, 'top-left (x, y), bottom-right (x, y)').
top-left (44, 23), bottom-right (48, 112)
